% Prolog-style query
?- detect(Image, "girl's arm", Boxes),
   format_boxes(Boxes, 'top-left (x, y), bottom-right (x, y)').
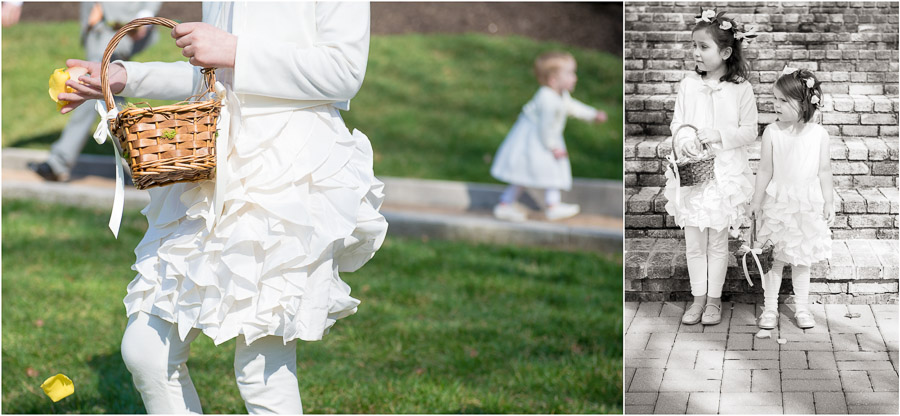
top-left (118, 61), bottom-right (202, 100)
top-left (750, 126), bottom-right (774, 216)
top-left (566, 95), bottom-right (598, 122)
top-left (818, 128), bottom-right (835, 224)
top-left (232, 2), bottom-right (369, 102)
top-left (719, 82), bottom-right (759, 150)
top-left (669, 79), bottom-right (686, 148)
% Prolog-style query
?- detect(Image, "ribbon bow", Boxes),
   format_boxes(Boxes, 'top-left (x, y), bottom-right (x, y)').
top-left (782, 66), bottom-right (799, 76)
top-left (93, 101), bottom-right (125, 239)
top-left (665, 151), bottom-right (684, 202)
top-left (209, 81), bottom-right (234, 232)
top-left (739, 242), bottom-right (767, 290)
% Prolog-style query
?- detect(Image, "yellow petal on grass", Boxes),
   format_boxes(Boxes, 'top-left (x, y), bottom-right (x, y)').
top-left (40, 373), bottom-right (74, 402)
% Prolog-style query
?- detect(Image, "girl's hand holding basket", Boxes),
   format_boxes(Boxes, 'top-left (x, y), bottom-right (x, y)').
top-left (667, 124), bottom-right (716, 187)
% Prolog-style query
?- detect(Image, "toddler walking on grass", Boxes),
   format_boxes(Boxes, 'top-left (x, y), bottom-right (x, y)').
top-left (490, 51), bottom-right (606, 222)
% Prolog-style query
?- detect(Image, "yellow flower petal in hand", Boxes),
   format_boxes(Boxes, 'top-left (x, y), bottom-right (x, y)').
top-left (48, 68), bottom-right (70, 103)
top-left (40, 373), bottom-right (74, 402)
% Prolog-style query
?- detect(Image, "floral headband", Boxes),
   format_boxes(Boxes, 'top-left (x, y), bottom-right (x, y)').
top-left (782, 66), bottom-right (822, 107)
top-left (695, 9), bottom-right (759, 42)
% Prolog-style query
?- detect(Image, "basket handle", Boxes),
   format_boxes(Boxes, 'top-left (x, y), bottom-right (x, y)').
top-left (750, 212), bottom-right (759, 247)
top-left (669, 123), bottom-right (699, 162)
top-left (100, 17), bottom-right (217, 112)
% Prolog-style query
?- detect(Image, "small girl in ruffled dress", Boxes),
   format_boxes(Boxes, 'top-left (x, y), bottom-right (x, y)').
top-left (750, 67), bottom-right (833, 330)
top-left (664, 9), bottom-right (758, 326)
top-left (490, 51), bottom-right (607, 222)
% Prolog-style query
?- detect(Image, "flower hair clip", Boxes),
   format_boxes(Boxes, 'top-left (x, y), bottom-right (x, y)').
top-left (782, 66), bottom-right (822, 107)
top-left (695, 9), bottom-right (758, 42)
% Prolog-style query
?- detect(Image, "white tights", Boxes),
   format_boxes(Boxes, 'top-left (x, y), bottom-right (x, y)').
top-left (763, 259), bottom-right (811, 312)
top-left (121, 312), bottom-right (302, 414)
top-left (500, 185), bottom-right (561, 207)
top-left (684, 226), bottom-right (729, 298)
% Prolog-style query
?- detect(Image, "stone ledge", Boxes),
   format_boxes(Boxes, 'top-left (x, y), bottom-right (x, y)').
top-left (624, 238), bottom-right (899, 303)
top-left (625, 135), bottom-right (900, 162)
top-left (625, 186), bottom-right (899, 216)
top-left (625, 238), bottom-right (898, 281)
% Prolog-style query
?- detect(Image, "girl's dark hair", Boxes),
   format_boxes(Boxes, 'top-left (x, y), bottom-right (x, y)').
top-left (775, 69), bottom-right (823, 123)
top-left (692, 19), bottom-right (751, 84)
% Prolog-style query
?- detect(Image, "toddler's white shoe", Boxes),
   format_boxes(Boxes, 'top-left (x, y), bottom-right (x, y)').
top-left (757, 309), bottom-right (778, 329)
top-left (794, 309), bottom-right (815, 329)
top-left (546, 203), bottom-right (580, 221)
top-left (493, 203), bottom-right (526, 222)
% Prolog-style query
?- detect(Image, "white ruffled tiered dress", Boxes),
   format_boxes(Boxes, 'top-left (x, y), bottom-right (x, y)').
top-left (756, 122), bottom-right (832, 266)
top-left (663, 73), bottom-right (758, 236)
top-left (117, 2), bottom-right (387, 345)
top-left (490, 87), bottom-right (598, 191)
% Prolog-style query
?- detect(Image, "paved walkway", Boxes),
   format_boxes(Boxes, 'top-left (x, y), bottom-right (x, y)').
top-left (625, 301), bottom-right (899, 414)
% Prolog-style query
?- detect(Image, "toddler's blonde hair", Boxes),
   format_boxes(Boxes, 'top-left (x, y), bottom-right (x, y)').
top-left (534, 51), bottom-right (575, 86)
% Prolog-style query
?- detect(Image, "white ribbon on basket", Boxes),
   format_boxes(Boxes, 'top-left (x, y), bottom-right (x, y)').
top-left (739, 242), bottom-right (768, 291)
top-left (665, 151), bottom-right (683, 202)
top-left (208, 81), bottom-right (238, 232)
top-left (93, 100), bottom-right (124, 238)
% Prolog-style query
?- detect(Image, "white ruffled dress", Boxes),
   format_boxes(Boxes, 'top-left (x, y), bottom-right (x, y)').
top-left (663, 73), bottom-right (758, 236)
top-left (117, 2), bottom-right (388, 345)
top-left (490, 87), bottom-right (598, 191)
top-left (756, 122), bottom-right (832, 266)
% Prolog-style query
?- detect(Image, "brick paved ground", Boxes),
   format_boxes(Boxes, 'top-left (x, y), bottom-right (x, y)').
top-left (624, 301), bottom-right (899, 414)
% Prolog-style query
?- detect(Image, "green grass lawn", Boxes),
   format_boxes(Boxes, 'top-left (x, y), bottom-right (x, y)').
top-left (2, 22), bottom-right (622, 182)
top-left (2, 198), bottom-right (623, 414)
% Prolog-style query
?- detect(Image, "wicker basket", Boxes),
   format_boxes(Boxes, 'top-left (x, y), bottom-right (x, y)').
top-left (734, 213), bottom-right (775, 277)
top-left (668, 124), bottom-right (715, 187)
top-left (100, 17), bottom-right (221, 190)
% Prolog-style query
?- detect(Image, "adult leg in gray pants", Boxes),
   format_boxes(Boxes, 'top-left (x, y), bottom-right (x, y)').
top-left (32, 15), bottom-right (158, 181)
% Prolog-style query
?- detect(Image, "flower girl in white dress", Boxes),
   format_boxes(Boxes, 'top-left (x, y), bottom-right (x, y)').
top-left (490, 51), bottom-right (606, 222)
top-left (55, 3), bottom-right (387, 413)
top-left (751, 67), bottom-right (833, 330)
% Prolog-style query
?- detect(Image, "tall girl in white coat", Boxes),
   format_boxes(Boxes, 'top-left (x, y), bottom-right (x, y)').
top-left (490, 51), bottom-right (607, 222)
top-left (56, 3), bottom-right (387, 413)
top-left (663, 10), bottom-right (758, 326)
top-left (751, 68), bottom-right (833, 330)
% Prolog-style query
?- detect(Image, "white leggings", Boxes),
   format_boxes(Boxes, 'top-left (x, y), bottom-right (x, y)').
top-left (499, 185), bottom-right (561, 207)
top-left (763, 259), bottom-right (811, 312)
top-left (684, 226), bottom-right (729, 298)
top-left (121, 312), bottom-right (302, 414)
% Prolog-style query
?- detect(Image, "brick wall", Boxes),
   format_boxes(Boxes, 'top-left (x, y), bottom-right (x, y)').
top-left (625, 1), bottom-right (898, 137)
top-left (624, 2), bottom-right (899, 303)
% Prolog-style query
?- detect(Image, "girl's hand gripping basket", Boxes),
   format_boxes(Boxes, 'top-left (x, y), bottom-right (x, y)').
top-left (100, 17), bottom-right (221, 190)
top-left (734, 213), bottom-right (775, 288)
top-left (666, 124), bottom-right (716, 187)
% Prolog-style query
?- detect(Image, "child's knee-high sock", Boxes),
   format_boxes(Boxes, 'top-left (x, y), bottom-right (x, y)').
top-left (763, 260), bottom-right (786, 312)
top-left (544, 189), bottom-right (562, 207)
top-left (792, 265), bottom-right (811, 312)
top-left (705, 228), bottom-right (729, 298)
top-left (499, 185), bottom-right (522, 205)
top-left (683, 226), bottom-right (709, 296)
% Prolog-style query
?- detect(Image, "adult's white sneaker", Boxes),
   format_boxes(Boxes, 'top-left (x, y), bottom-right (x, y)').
top-left (493, 203), bottom-right (526, 222)
top-left (545, 203), bottom-right (580, 221)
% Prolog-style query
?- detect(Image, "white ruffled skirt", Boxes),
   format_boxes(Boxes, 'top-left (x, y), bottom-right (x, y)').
top-left (757, 178), bottom-right (832, 266)
top-left (490, 115), bottom-right (572, 190)
top-left (663, 146), bottom-right (754, 236)
top-left (124, 105), bottom-right (388, 345)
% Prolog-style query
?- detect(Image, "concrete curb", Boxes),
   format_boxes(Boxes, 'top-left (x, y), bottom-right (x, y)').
top-left (3, 148), bottom-right (623, 253)
top-left (3, 148), bottom-right (623, 216)
top-left (383, 209), bottom-right (622, 253)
